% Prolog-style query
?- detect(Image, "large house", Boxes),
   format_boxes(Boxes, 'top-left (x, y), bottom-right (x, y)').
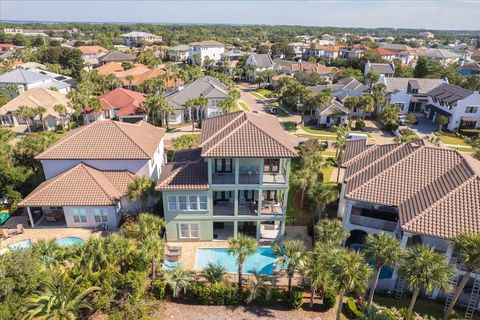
top-left (246, 53), bottom-right (274, 80)
top-left (364, 61), bottom-right (395, 77)
top-left (425, 83), bottom-right (480, 131)
top-left (379, 76), bottom-right (445, 114)
top-left (78, 45), bottom-right (109, 67)
top-left (156, 111), bottom-right (297, 242)
top-left (338, 139), bottom-right (480, 313)
top-left (189, 40), bottom-right (225, 65)
top-left (84, 88), bottom-right (147, 124)
top-left (0, 69), bottom-right (73, 97)
top-left (314, 99), bottom-right (350, 127)
top-left (419, 49), bottom-right (461, 66)
top-left (165, 76), bottom-right (229, 124)
top-left (98, 51), bottom-right (137, 65)
top-left (19, 120), bottom-right (166, 229)
top-left (309, 77), bottom-right (368, 99)
top-left (0, 88), bottom-right (72, 130)
top-left (168, 45), bottom-right (190, 62)
top-left (303, 45), bottom-right (344, 61)
top-left (121, 31), bottom-right (162, 47)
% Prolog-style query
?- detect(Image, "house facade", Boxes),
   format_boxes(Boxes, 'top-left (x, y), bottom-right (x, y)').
top-left (364, 61), bottom-right (395, 77)
top-left (338, 139), bottom-right (480, 314)
top-left (168, 45), bottom-right (190, 62)
top-left (189, 40), bottom-right (225, 64)
top-left (246, 53), bottom-right (274, 80)
top-left (314, 99), bottom-right (350, 127)
top-left (121, 31), bottom-right (162, 47)
top-left (19, 120), bottom-right (166, 229)
top-left (157, 112), bottom-right (297, 242)
top-left (425, 83), bottom-right (480, 131)
top-left (0, 69), bottom-right (72, 97)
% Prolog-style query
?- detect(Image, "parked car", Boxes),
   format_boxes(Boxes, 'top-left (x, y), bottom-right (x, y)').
top-left (346, 133), bottom-right (368, 141)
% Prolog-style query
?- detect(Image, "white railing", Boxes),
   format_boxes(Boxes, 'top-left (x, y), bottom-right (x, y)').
top-left (350, 214), bottom-right (398, 232)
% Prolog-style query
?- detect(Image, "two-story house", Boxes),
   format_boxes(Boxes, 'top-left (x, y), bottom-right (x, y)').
top-left (189, 40), bottom-right (225, 65)
top-left (165, 76), bottom-right (230, 124)
top-left (157, 111), bottom-right (298, 242)
top-left (364, 61), bottom-right (395, 77)
top-left (0, 69), bottom-right (73, 97)
top-left (425, 83), bottom-right (480, 131)
top-left (379, 76), bottom-right (446, 114)
top-left (18, 120), bottom-right (166, 229)
top-left (246, 53), bottom-right (274, 81)
top-left (338, 139), bottom-right (480, 315)
top-left (121, 31), bottom-right (162, 47)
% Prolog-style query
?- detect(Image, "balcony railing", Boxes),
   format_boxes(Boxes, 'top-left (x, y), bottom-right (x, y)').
top-left (349, 214), bottom-right (398, 232)
top-left (262, 173), bottom-right (286, 184)
top-left (213, 203), bottom-right (234, 216)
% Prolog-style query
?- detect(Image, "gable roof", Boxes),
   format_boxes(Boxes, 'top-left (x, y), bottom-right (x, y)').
top-left (309, 77), bottom-right (367, 94)
top-left (0, 88), bottom-right (71, 117)
top-left (382, 77), bottom-right (445, 94)
top-left (36, 120), bottom-right (165, 160)
top-left (250, 53), bottom-right (273, 68)
top-left (99, 88), bottom-right (147, 116)
top-left (0, 68), bottom-right (51, 84)
top-left (370, 48), bottom-right (396, 56)
top-left (342, 139), bottom-right (480, 240)
top-left (98, 51), bottom-right (136, 63)
top-left (420, 49), bottom-right (461, 59)
top-left (367, 63), bottom-right (394, 75)
top-left (18, 163), bottom-right (135, 206)
top-left (166, 76), bottom-right (229, 109)
top-left (378, 43), bottom-right (412, 51)
top-left (78, 45), bottom-right (108, 55)
top-left (461, 61), bottom-right (480, 72)
top-left (200, 111), bottom-right (298, 158)
top-left (427, 83), bottom-right (473, 104)
top-left (317, 99), bottom-right (350, 116)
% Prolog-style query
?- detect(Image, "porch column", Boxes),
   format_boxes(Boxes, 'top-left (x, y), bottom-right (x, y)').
top-left (285, 159), bottom-right (291, 185)
top-left (196, 106), bottom-right (200, 120)
top-left (256, 221), bottom-right (261, 241)
top-left (234, 190), bottom-right (238, 216)
top-left (257, 190), bottom-right (263, 216)
top-left (207, 158), bottom-right (212, 185)
top-left (259, 159), bottom-right (264, 185)
top-left (234, 158), bottom-right (239, 184)
top-left (282, 189), bottom-right (288, 213)
top-left (26, 207), bottom-right (35, 228)
top-left (280, 220), bottom-right (286, 236)
top-left (233, 220), bottom-right (238, 238)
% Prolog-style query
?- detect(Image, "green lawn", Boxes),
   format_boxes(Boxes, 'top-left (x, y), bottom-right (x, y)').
top-left (254, 88), bottom-right (273, 97)
top-left (298, 133), bottom-right (337, 141)
top-left (301, 125), bottom-right (371, 137)
top-left (249, 91), bottom-right (265, 99)
top-left (448, 146), bottom-right (474, 153)
top-left (238, 102), bottom-right (250, 111)
top-left (322, 165), bottom-right (334, 183)
top-left (237, 82), bottom-right (250, 87)
top-left (282, 121), bottom-right (297, 132)
top-left (231, 103), bottom-right (241, 112)
top-left (437, 134), bottom-right (470, 146)
top-left (321, 150), bottom-right (337, 158)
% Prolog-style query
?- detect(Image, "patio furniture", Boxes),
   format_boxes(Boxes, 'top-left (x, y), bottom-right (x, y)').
top-left (162, 259), bottom-right (183, 271)
top-left (0, 228), bottom-right (12, 239)
top-left (15, 224), bottom-right (24, 235)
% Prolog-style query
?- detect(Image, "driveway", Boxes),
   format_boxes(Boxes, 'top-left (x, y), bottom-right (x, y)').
top-left (239, 86), bottom-right (269, 113)
top-left (363, 120), bottom-right (396, 144)
top-left (411, 116), bottom-right (437, 138)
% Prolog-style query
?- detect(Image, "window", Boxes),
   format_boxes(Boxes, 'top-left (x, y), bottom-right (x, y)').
top-left (179, 223), bottom-right (199, 239)
top-left (199, 195), bottom-right (208, 210)
top-left (264, 159), bottom-right (280, 173)
top-left (168, 196), bottom-right (177, 211)
top-left (215, 158), bottom-right (232, 173)
top-left (465, 106), bottom-right (478, 113)
top-left (71, 208), bottom-right (87, 223)
top-left (94, 208), bottom-right (108, 223)
top-left (189, 196), bottom-right (198, 210)
top-left (178, 196), bottom-right (187, 210)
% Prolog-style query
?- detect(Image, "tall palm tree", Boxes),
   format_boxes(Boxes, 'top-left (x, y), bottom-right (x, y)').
top-left (444, 233), bottom-right (480, 319)
top-left (185, 98), bottom-right (197, 132)
top-left (126, 176), bottom-right (156, 211)
top-left (157, 95), bottom-right (174, 129)
top-left (196, 96), bottom-right (209, 128)
top-left (227, 234), bottom-right (257, 288)
top-left (140, 95), bottom-right (160, 125)
top-left (218, 96), bottom-right (235, 114)
top-left (132, 212), bottom-right (166, 238)
top-left (314, 219), bottom-right (349, 247)
top-left (304, 244), bottom-right (336, 308)
top-left (125, 74), bottom-right (135, 90)
top-left (333, 125), bottom-right (350, 183)
top-left (164, 267), bottom-right (195, 298)
top-left (291, 167), bottom-right (311, 209)
top-left (364, 233), bottom-right (404, 309)
top-left (399, 245), bottom-right (454, 320)
top-left (330, 249), bottom-right (372, 320)
top-left (307, 183), bottom-right (340, 218)
top-left (21, 278), bottom-right (100, 320)
top-left (35, 106), bottom-right (47, 131)
top-left (366, 70), bottom-right (380, 89)
top-left (53, 104), bottom-right (67, 130)
top-left (139, 234), bottom-right (165, 280)
top-left (15, 105), bottom-right (34, 132)
top-left (358, 94), bottom-right (375, 119)
top-left (273, 240), bottom-right (306, 291)
top-left (88, 97), bottom-right (102, 122)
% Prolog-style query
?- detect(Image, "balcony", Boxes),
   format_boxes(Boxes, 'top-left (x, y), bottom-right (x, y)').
top-left (212, 173), bottom-right (235, 185)
top-left (213, 203), bottom-right (234, 216)
top-left (263, 173), bottom-right (286, 184)
top-left (259, 202), bottom-right (283, 216)
top-left (349, 214), bottom-right (398, 232)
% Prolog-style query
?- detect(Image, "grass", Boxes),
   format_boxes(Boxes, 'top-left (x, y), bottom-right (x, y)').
top-left (322, 165), bottom-right (334, 183)
top-left (298, 133), bottom-right (337, 141)
top-left (237, 82), bottom-right (250, 87)
top-left (231, 103), bottom-right (241, 112)
top-left (448, 146), bottom-right (474, 153)
top-left (321, 150), bottom-right (337, 157)
top-left (301, 125), bottom-right (371, 137)
top-left (255, 88), bottom-right (273, 97)
top-left (436, 134), bottom-right (470, 146)
top-left (249, 91), bottom-right (265, 99)
top-left (283, 121), bottom-right (297, 132)
top-left (277, 108), bottom-right (289, 117)
top-left (238, 102), bottom-right (250, 111)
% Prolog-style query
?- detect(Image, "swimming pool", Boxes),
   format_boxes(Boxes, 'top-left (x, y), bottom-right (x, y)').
top-left (350, 243), bottom-right (394, 279)
top-left (0, 210), bottom-right (10, 226)
top-left (8, 239), bottom-right (32, 250)
top-left (196, 247), bottom-right (277, 275)
top-left (55, 237), bottom-right (85, 247)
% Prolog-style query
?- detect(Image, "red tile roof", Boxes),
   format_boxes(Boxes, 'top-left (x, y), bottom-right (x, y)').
top-left (370, 48), bottom-right (396, 56)
top-left (99, 88), bottom-right (147, 116)
top-left (78, 45), bottom-right (108, 55)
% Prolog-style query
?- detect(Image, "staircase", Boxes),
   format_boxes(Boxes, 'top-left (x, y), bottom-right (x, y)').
top-left (395, 278), bottom-right (406, 299)
top-left (444, 256), bottom-right (460, 314)
top-left (465, 274), bottom-right (480, 319)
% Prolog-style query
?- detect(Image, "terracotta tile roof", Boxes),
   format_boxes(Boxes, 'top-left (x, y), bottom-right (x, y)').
top-left (78, 45), bottom-right (108, 55)
top-left (342, 139), bottom-right (480, 239)
top-left (99, 88), bottom-right (147, 116)
top-left (200, 112), bottom-right (298, 158)
top-left (18, 163), bottom-right (135, 206)
top-left (190, 40), bottom-right (224, 47)
top-left (370, 48), bottom-right (396, 56)
top-left (156, 149), bottom-right (208, 191)
top-left (36, 120), bottom-right (165, 160)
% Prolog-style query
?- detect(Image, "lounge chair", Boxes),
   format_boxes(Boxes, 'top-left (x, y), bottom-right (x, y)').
top-left (15, 224), bottom-right (24, 234)
top-left (162, 259), bottom-right (183, 271)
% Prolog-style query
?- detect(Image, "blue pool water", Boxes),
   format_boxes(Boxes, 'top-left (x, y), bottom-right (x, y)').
top-left (350, 243), bottom-right (394, 279)
top-left (8, 239), bottom-right (32, 250)
top-left (55, 237), bottom-right (85, 247)
top-left (196, 247), bottom-right (277, 275)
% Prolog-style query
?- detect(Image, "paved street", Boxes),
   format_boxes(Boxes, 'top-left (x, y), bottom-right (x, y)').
top-left (239, 86), bottom-right (269, 113)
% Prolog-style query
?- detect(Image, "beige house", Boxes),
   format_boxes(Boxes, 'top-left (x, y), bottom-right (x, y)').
top-left (0, 88), bottom-right (72, 131)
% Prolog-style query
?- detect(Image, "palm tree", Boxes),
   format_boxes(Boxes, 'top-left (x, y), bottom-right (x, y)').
top-left (15, 105), bottom-right (34, 132)
top-left (344, 96), bottom-right (359, 120)
top-left (196, 96), bottom-right (209, 128)
top-left (444, 233), bottom-right (480, 319)
top-left (139, 234), bottom-right (165, 280)
top-left (203, 262), bottom-right (226, 284)
top-left (314, 219), bottom-right (349, 247)
top-left (291, 167), bottom-right (311, 209)
top-left (133, 212), bottom-right (165, 238)
top-left (126, 176), bottom-right (156, 211)
top-left (35, 106), bottom-right (47, 130)
top-left (31, 239), bottom-right (62, 264)
top-left (53, 104), bottom-right (67, 130)
top-left (366, 70), bottom-right (380, 89)
top-left (218, 96), bottom-right (235, 114)
top-left (140, 95), bottom-right (160, 125)
top-left (164, 267), bottom-right (195, 298)
top-left (157, 95), bottom-right (174, 129)
top-left (357, 94), bottom-right (375, 119)
top-left (246, 269), bottom-right (273, 303)
top-left (304, 244), bottom-right (336, 308)
top-left (227, 234), bottom-right (257, 288)
top-left (185, 98), bottom-right (197, 132)
top-left (21, 278), bottom-right (100, 320)
top-left (125, 75), bottom-right (135, 90)
top-left (307, 183), bottom-right (340, 218)
top-left (273, 240), bottom-right (306, 291)
top-left (364, 233), bottom-right (404, 309)
top-left (330, 249), bottom-right (372, 320)
top-left (88, 97), bottom-right (102, 121)
top-left (399, 245), bottom-right (454, 320)
top-left (333, 125), bottom-right (350, 183)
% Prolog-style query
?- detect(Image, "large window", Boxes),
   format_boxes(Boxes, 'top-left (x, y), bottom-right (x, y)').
top-left (215, 158), bottom-right (232, 173)
top-left (178, 196), bottom-right (187, 210)
top-left (167, 195), bottom-right (208, 211)
top-left (465, 106), bottom-right (479, 114)
top-left (189, 196), bottom-right (198, 210)
top-left (264, 159), bottom-right (280, 173)
top-left (93, 208), bottom-right (108, 223)
top-left (71, 208), bottom-right (87, 223)
top-left (168, 196), bottom-right (177, 211)
top-left (199, 195), bottom-right (208, 210)
top-left (179, 223), bottom-right (199, 239)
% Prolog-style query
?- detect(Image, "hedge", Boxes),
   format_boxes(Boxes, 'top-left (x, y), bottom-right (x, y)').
top-left (345, 297), bottom-right (364, 319)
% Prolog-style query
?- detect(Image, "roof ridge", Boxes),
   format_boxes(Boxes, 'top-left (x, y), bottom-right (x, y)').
top-left (81, 163), bottom-right (121, 201)
top-left (342, 143), bottom-right (376, 167)
top-left (112, 121), bottom-right (151, 158)
top-left (199, 112), bottom-right (245, 148)
top-left (202, 118), bottom-right (249, 156)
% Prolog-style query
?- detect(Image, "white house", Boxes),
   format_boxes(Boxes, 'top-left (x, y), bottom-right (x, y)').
top-left (314, 99), bottom-right (350, 127)
top-left (246, 53), bottom-right (274, 80)
top-left (419, 49), bottom-right (461, 66)
top-left (121, 31), bottom-right (162, 47)
top-left (0, 69), bottom-right (73, 97)
top-left (364, 61), bottom-right (395, 77)
top-left (18, 120), bottom-right (166, 229)
top-left (189, 40), bottom-right (225, 65)
top-left (425, 83), bottom-right (480, 131)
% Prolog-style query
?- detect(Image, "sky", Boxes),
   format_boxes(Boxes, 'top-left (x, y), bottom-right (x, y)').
top-left (1, 0), bottom-right (480, 30)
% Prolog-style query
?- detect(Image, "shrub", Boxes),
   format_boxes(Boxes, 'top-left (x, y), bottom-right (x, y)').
top-left (187, 283), bottom-right (245, 305)
top-left (382, 307), bottom-right (398, 320)
top-left (345, 297), bottom-right (364, 319)
top-left (257, 287), bottom-right (287, 307)
top-left (323, 290), bottom-right (336, 310)
top-left (117, 270), bottom-right (147, 303)
top-left (283, 121), bottom-right (297, 132)
top-left (288, 286), bottom-right (304, 310)
top-left (355, 119), bottom-right (365, 130)
top-left (151, 280), bottom-right (166, 301)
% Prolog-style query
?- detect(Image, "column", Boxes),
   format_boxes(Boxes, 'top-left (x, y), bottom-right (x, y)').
top-left (27, 207), bottom-right (35, 228)
top-left (257, 190), bottom-right (263, 216)
top-left (234, 158), bottom-right (239, 185)
top-left (282, 189), bottom-right (288, 213)
top-left (233, 220), bottom-right (238, 238)
top-left (259, 159), bottom-right (264, 185)
top-left (284, 159), bottom-right (291, 185)
top-left (280, 220), bottom-right (285, 236)
top-left (234, 190), bottom-right (238, 216)
top-left (207, 158), bottom-right (212, 184)
top-left (256, 221), bottom-right (261, 241)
